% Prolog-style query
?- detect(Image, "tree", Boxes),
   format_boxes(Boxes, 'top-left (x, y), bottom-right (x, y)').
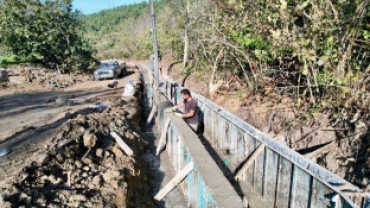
top-left (0, 0), bottom-right (95, 73)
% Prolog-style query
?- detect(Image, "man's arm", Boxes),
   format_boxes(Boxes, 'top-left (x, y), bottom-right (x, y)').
top-left (176, 102), bottom-right (185, 108)
top-left (182, 110), bottom-right (195, 118)
top-left (172, 102), bottom-right (184, 112)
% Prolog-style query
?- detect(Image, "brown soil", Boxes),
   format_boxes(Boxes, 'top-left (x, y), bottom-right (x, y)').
top-left (0, 64), bottom-right (157, 208)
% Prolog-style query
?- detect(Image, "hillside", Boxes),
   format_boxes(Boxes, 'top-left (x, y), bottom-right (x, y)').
top-left (82, 0), bottom-right (370, 189)
top-left (81, 0), bottom-right (180, 60)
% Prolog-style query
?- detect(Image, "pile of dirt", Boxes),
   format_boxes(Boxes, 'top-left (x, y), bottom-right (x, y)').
top-left (6, 67), bottom-right (95, 87)
top-left (4, 62), bottom-right (127, 87)
top-left (0, 76), bottom-right (156, 207)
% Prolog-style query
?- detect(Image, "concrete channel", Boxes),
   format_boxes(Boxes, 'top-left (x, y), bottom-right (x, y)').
top-left (141, 65), bottom-right (370, 208)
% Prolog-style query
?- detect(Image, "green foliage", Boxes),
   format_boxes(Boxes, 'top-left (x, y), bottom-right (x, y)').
top-left (81, 0), bottom-right (182, 60)
top-left (233, 29), bottom-right (270, 51)
top-left (364, 30), bottom-right (370, 39)
top-left (0, 54), bottom-right (34, 67)
top-left (0, 0), bottom-right (95, 73)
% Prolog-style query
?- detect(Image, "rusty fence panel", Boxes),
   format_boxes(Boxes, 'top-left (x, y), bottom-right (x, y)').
top-left (163, 79), bottom-right (369, 208)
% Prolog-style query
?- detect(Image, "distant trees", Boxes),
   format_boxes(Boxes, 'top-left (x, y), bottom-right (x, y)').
top-left (0, 0), bottom-right (95, 73)
top-left (81, 0), bottom-right (184, 60)
top-left (82, 0), bottom-right (370, 104)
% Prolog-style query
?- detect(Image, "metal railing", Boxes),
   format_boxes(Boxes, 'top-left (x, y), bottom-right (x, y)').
top-left (159, 111), bottom-right (217, 208)
top-left (145, 92), bottom-right (243, 207)
top-left (159, 78), bottom-right (370, 208)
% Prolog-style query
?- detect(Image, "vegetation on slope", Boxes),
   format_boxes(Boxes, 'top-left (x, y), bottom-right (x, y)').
top-left (0, 0), bottom-right (95, 73)
top-left (82, 0), bottom-right (370, 187)
top-left (81, 0), bottom-right (184, 60)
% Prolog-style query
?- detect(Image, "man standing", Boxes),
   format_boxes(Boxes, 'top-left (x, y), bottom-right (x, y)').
top-left (172, 89), bottom-right (199, 132)
top-left (148, 54), bottom-right (162, 85)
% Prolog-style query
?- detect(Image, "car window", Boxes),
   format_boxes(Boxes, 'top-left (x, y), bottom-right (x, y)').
top-left (100, 63), bottom-right (115, 68)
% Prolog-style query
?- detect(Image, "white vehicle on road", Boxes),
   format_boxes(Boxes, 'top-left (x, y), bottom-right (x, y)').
top-left (94, 60), bottom-right (123, 81)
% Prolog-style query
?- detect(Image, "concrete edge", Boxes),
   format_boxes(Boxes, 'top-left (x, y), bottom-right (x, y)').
top-left (159, 100), bottom-right (244, 208)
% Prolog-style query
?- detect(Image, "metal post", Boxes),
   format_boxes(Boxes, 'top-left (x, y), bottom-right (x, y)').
top-left (147, 0), bottom-right (160, 123)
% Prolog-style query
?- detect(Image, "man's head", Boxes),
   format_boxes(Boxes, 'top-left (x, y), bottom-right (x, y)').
top-left (180, 89), bottom-right (191, 102)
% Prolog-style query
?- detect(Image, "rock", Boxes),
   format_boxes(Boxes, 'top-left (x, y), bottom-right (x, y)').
top-left (40, 175), bottom-right (64, 185)
top-left (103, 108), bottom-right (110, 114)
top-left (0, 68), bottom-right (8, 82)
top-left (75, 161), bottom-right (83, 169)
top-left (56, 98), bottom-right (71, 107)
top-left (65, 112), bottom-right (72, 120)
top-left (56, 132), bottom-right (64, 140)
top-left (104, 151), bottom-right (111, 158)
top-left (0, 194), bottom-right (6, 202)
top-left (110, 180), bottom-right (119, 189)
top-left (96, 149), bottom-right (103, 158)
top-left (92, 176), bottom-right (102, 187)
top-left (83, 166), bottom-right (90, 171)
top-left (112, 146), bottom-right (124, 158)
top-left (109, 122), bottom-right (117, 131)
top-left (354, 120), bottom-right (368, 143)
top-left (132, 132), bottom-right (140, 138)
top-left (102, 170), bottom-right (120, 182)
top-left (79, 126), bottom-right (86, 133)
top-left (82, 158), bottom-right (93, 165)
top-left (35, 153), bottom-right (50, 166)
top-left (83, 131), bottom-right (97, 148)
top-left (95, 203), bottom-right (104, 208)
top-left (70, 194), bottom-right (87, 202)
top-left (63, 149), bottom-right (71, 158)
top-left (125, 132), bottom-right (135, 140)
top-left (115, 119), bottom-right (124, 127)
top-left (1, 201), bottom-right (11, 208)
top-left (20, 193), bottom-right (31, 206)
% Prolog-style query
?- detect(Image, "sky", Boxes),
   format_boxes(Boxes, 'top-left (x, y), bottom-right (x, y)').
top-left (73, 0), bottom-right (146, 15)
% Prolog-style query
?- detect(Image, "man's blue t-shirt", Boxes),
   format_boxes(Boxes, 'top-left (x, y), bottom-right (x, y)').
top-left (149, 55), bottom-right (161, 71)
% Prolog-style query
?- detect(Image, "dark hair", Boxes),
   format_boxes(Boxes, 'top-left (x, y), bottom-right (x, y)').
top-left (180, 89), bottom-right (191, 96)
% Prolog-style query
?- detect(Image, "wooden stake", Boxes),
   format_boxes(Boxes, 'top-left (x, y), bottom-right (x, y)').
top-left (234, 144), bottom-right (266, 180)
top-left (343, 191), bottom-right (367, 198)
top-left (243, 196), bottom-right (249, 208)
top-left (154, 162), bottom-right (194, 201)
top-left (67, 171), bottom-right (71, 187)
top-left (305, 142), bottom-right (334, 161)
top-left (335, 183), bottom-right (352, 191)
top-left (156, 118), bottom-right (171, 156)
top-left (110, 132), bottom-right (134, 156)
top-left (57, 127), bottom-right (94, 148)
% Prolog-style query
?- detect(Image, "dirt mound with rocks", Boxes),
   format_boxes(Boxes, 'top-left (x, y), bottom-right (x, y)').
top-left (6, 66), bottom-right (95, 87)
top-left (0, 77), bottom-right (157, 208)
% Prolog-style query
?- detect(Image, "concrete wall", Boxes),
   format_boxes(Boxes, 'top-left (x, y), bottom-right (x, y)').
top-left (156, 100), bottom-right (243, 208)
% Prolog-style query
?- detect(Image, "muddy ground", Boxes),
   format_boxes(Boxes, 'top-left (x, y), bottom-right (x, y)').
top-left (0, 63), bottom-right (158, 207)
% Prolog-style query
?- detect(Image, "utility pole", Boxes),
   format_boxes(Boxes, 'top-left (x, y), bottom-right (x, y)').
top-left (147, 0), bottom-right (160, 123)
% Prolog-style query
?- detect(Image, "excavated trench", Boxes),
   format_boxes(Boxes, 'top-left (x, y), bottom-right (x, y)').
top-left (0, 69), bottom-right (160, 208)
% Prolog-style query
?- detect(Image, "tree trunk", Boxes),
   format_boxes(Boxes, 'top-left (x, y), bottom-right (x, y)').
top-left (209, 49), bottom-right (224, 99)
top-left (183, 0), bottom-right (190, 71)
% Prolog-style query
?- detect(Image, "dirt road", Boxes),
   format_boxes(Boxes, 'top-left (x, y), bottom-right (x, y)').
top-left (0, 65), bottom-right (137, 180)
